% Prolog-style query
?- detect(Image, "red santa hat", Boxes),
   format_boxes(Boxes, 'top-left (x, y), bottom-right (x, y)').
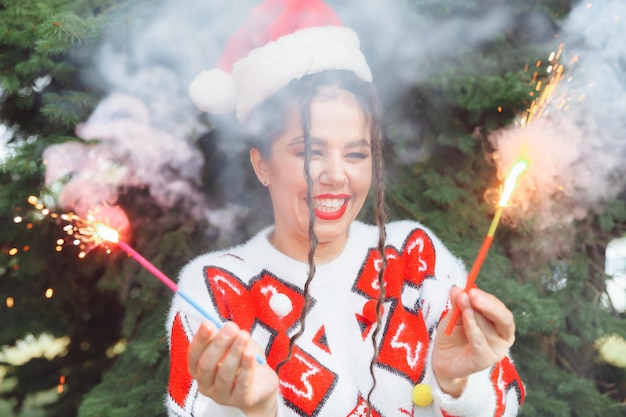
top-left (189, 0), bottom-right (372, 123)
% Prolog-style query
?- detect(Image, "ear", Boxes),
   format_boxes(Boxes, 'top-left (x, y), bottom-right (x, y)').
top-left (250, 148), bottom-right (270, 186)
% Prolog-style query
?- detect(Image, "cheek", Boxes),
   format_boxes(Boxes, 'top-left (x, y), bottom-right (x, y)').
top-left (357, 182), bottom-right (372, 203)
top-left (271, 164), bottom-right (307, 197)
top-left (352, 166), bottom-right (373, 195)
top-left (307, 160), bottom-right (325, 179)
top-left (269, 156), bottom-right (304, 182)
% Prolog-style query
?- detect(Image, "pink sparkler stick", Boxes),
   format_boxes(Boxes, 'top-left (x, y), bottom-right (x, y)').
top-left (117, 240), bottom-right (178, 292)
top-left (96, 224), bottom-right (265, 365)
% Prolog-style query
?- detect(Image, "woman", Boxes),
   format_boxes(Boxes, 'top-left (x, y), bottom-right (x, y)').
top-left (166, 2), bottom-right (524, 416)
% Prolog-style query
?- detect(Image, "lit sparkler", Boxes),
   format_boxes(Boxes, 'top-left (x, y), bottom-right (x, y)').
top-left (72, 212), bottom-right (266, 365)
top-left (19, 195), bottom-right (266, 363)
top-left (445, 159), bottom-right (529, 335)
top-left (444, 44), bottom-right (571, 335)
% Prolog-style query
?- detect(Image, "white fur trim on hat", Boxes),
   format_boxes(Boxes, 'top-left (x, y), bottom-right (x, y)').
top-left (188, 68), bottom-right (237, 114)
top-left (233, 26), bottom-right (372, 123)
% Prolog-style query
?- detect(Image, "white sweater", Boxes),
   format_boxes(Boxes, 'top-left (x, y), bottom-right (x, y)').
top-left (166, 220), bottom-right (524, 417)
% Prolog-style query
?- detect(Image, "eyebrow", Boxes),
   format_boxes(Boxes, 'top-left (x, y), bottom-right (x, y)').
top-left (287, 137), bottom-right (371, 148)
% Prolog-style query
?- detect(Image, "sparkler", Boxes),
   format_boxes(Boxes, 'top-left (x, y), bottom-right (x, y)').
top-left (443, 44), bottom-right (569, 335)
top-left (444, 159), bottom-right (529, 335)
top-left (20, 199), bottom-right (265, 364)
top-left (92, 222), bottom-right (266, 365)
top-left (43, 204), bottom-right (266, 365)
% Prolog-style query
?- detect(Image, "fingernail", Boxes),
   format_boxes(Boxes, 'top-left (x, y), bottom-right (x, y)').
top-left (469, 289), bottom-right (483, 306)
top-left (234, 333), bottom-right (248, 348)
top-left (200, 322), bottom-right (215, 337)
top-left (222, 322), bottom-right (238, 337)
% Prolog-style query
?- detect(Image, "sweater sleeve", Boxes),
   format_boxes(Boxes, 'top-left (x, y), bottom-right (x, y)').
top-left (430, 349), bottom-right (525, 417)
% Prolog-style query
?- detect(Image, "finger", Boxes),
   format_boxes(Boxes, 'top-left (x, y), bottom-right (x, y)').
top-left (465, 310), bottom-right (515, 370)
top-left (456, 290), bottom-right (499, 347)
top-left (230, 345), bottom-right (259, 406)
top-left (450, 288), bottom-right (472, 326)
top-left (460, 304), bottom-right (488, 349)
top-left (468, 288), bottom-right (515, 343)
top-left (471, 308), bottom-right (510, 352)
top-left (465, 290), bottom-right (515, 363)
top-left (188, 321), bottom-right (218, 376)
top-left (449, 286), bottom-right (467, 308)
top-left (212, 329), bottom-right (250, 399)
top-left (196, 322), bottom-right (239, 389)
top-left (444, 287), bottom-right (471, 333)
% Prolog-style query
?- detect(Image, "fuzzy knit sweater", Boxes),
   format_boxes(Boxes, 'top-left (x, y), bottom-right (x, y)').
top-left (166, 220), bottom-right (525, 417)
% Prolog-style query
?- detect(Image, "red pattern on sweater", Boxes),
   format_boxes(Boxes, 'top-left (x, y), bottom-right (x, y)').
top-left (169, 314), bottom-right (193, 409)
top-left (492, 356), bottom-right (526, 417)
top-left (355, 228), bottom-right (436, 383)
top-left (167, 224), bottom-right (525, 416)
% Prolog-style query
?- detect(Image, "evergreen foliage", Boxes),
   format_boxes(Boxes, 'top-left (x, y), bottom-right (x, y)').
top-left (1, 0), bottom-right (624, 417)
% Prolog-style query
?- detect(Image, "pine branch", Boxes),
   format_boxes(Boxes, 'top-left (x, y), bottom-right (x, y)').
top-left (41, 91), bottom-right (98, 128)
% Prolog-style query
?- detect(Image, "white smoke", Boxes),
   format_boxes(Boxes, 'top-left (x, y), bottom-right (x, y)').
top-left (43, 93), bottom-right (206, 219)
top-left (333, 0), bottom-right (517, 96)
top-left (86, 0), bottom-right (257, 137)
top-left (489, 0), bottom-right (626, 230)
top-left (41, 0), bottom-right (527, 234)
top-left (42, 0), bottom-right (257, 230)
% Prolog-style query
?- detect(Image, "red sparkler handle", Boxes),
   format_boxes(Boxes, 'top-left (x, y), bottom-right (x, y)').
top-left (444, 235), bottom-right (494, 335)
top-left (443, 204), bottom-right (504, 336)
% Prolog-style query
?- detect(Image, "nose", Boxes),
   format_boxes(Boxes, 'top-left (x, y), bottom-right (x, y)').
top-left (318, 156), bottom-right (348, 187)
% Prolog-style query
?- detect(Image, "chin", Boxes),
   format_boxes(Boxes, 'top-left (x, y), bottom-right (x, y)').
top-left (314, 219), bottom-right (352, 240)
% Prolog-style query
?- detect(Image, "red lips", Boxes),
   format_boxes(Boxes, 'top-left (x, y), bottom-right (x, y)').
top-left (313, 194), bottom-right (350, 220)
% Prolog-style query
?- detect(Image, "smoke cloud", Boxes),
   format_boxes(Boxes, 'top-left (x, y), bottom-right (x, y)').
top-left (43, 93), bottom-right (204, 215)
top-left (489, 1), bottom-right (626, 230)
top-left (333, 0), bottom-right (517, 97)
top-left (43, 0), bottom-right (256, 234)
top-left (41, 0), bottom-right (556, 239)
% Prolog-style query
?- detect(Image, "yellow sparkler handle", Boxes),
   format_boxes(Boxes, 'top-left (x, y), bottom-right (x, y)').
top-left (487, 206), bottom-right (504, 237)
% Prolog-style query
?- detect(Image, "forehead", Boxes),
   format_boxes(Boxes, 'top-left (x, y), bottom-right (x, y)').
top-left (283, 89), bottom-right (371, 143)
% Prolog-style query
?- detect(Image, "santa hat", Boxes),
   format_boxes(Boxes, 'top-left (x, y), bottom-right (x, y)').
top-left (189, 0), bottom-right (372, 123)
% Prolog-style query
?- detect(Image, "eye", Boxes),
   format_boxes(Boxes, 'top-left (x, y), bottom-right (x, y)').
top-left (297, 149), bottom-right (323, 158)
top-left (346, 152), bottom-right (370, 160)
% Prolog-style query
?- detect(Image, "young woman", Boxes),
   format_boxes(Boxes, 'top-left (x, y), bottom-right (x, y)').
top-left (166, 2), bottom-right (525, 417)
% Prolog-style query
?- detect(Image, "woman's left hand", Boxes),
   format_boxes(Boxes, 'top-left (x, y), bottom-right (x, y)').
top-left (432, 286), bottom-right (516, 397)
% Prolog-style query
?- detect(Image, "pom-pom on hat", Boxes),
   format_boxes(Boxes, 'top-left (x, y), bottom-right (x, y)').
top-left (189, 0), bottom-right (372, 123)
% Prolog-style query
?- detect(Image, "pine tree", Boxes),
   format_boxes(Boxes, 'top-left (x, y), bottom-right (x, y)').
top-left (0, 1), bottom-right (200, 416)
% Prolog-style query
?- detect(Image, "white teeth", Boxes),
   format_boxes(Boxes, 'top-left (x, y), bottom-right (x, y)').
top-left (313, 198), bottom-right (346, 212)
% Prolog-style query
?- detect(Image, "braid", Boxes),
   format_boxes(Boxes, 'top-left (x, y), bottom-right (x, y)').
top-left (366, 89), bottom-right (388, 416)
top-left (275, 95), bottom-right (318, 375)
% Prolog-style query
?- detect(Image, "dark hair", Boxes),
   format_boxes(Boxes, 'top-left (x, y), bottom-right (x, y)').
top-left (246, 70), bottom-right (388, 415)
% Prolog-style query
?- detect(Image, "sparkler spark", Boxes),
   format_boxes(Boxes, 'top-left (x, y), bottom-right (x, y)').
top-left (520, 43), bottom-right (567, 128)
top-left (488, 42), bottom-right (587, 232)
top-left (20, 196), bottom-right (126, 257)
top-left (498, 159), bottom-right (530, 207)
top-left (94, 223), bottom-right (120, 244)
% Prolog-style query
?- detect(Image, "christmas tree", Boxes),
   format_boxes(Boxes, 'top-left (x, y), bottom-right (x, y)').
top-left (1, 0), bottom-right (624, 416)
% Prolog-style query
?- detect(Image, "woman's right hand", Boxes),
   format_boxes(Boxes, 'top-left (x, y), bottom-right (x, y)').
top-left (188, 321), bottom-right (279, 417)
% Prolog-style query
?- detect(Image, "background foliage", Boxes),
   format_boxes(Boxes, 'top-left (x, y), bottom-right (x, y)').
top-left (1, 0), bottom-right (624, 416)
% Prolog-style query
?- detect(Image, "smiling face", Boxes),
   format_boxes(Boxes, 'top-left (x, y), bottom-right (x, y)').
top-left (250, 87), bottom-right (373, 262)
